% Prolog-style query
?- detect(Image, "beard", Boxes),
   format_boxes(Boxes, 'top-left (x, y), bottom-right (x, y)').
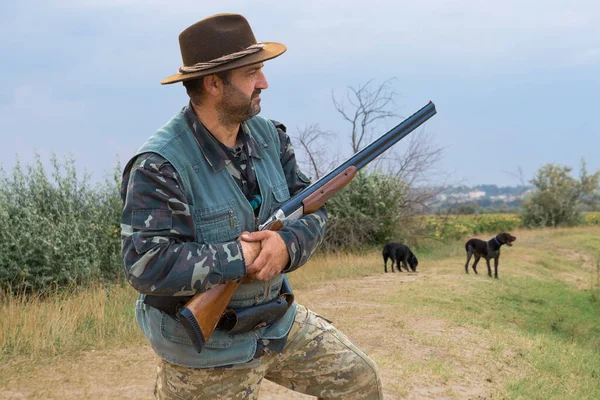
top-left (216, 83), bottom-right (261, 126)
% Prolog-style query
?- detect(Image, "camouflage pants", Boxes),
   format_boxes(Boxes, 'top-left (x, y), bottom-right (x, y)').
top-left (155, 304), bottom-right (383, 399)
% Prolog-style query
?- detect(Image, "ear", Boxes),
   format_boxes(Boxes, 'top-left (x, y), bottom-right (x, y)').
top-left (203, 74), bottom-right (223, 96)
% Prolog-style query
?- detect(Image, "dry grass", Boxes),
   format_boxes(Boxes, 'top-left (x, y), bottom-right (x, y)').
top-left (1, 226), bottom-right (599, 399)
top-left (0, 282), bottom-right (141, 359)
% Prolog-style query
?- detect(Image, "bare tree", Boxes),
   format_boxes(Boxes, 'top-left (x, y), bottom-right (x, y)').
top-left (334, 79), bottom-right (446, 200)
top-left (292, 78), bottom-right (449, 248)
top-left (332, 78), bottom-right (399, 153)
top-left (380, 131), bottom-right (449, 214)
top-left (503, 166), bottom-right (527, 188)
top-left (379, 131), bottom-right (445, 186)
top-left (330, 78), bottom-right (448, 245)
top-left (291, 124), bottom-right (338, 180)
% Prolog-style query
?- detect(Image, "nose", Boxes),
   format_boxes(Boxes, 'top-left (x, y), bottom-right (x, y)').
top-left (256, 70), bottom-right (268, 90)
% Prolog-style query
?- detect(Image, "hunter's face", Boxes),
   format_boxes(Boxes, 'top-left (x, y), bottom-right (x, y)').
top-left (217, 63), bottom-right (268, 122)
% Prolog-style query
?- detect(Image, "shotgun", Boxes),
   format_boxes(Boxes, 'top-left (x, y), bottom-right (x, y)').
top-left (177, 101), bottom-right (437, 352)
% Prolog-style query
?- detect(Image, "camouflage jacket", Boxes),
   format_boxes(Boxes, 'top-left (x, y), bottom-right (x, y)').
top-left (120, 106), bottom-right (327, 296)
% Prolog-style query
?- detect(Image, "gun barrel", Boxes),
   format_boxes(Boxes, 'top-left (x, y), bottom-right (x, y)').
top-left (281, 101), bottom-right (436, 215)
top-left (349, 101), bottom-right (436, 170)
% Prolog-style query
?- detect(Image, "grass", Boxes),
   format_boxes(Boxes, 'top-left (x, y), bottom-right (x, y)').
top-left (0, 282), bottom-right (141, 361)
top-left (291, 226), bottom-right (600, 399)
top-left (288, 237), bottom-right (465, 290)
top-left (1, 226), bottom-right (600, 399)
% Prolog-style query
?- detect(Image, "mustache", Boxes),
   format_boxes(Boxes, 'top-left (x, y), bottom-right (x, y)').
top-left (252, 89), bottom-right (261, 98)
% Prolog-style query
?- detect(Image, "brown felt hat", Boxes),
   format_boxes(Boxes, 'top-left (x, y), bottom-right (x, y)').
top-left (161, 13), bottom-right (286, 85)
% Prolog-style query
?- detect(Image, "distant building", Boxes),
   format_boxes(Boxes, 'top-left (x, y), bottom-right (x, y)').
top-left (436, 184), bottom-right (532, 210)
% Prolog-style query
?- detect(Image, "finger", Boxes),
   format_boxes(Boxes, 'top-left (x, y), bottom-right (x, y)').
top-left (241, 231), bottom-right (270, 242)
top-left (245, 262), bottom-right (259, 276)
top-left (246, 252), bottom-right (267, 276)
top-left (256, 264), bottom-right (277, 281)
top-left (249, 258), bottom-right (273, 281)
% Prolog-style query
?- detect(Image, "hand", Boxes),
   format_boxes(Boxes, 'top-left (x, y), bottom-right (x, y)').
top-left (239, 231), bottom-right (262, 265)
top-left (241, 231), bottom-right (290, 282)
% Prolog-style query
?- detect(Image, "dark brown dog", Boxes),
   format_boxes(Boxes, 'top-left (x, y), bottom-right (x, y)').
top-left (464, 232), bottom-right (516, 278)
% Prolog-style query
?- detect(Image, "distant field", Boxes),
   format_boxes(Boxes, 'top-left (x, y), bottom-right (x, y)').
top-left (422, 211), bottom-right (600, 240)
top-left (1, 226), bottom-right (599, 399)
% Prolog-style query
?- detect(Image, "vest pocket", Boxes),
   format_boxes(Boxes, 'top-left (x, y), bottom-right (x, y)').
top-left (160, 312), bottom-right (193, 345)
top-left (269, 181), bottom-right (291, 214)
top-left (194, 204), bottom-right (240, 243)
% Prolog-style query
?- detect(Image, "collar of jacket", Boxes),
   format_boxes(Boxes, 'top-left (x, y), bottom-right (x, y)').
top-left (183, 103), bottom-right (264, 172)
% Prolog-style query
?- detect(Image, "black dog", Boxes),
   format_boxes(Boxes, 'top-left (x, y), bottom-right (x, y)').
top-left (464, 232), bottom-right (516, 278)
top-left (383, 242), bottom-right (418, 273)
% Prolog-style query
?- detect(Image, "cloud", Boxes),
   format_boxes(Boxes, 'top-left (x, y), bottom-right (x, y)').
top-left (0, 84), bottom-right (87, 170)
top-left (0, 83), bottom-right (120, 182)
top-left (565, 47), bottom-right (600, 67)
top-left (4, 0), bottom-right (599, 78)
top-left (1, 84), bottom-right (85, 120)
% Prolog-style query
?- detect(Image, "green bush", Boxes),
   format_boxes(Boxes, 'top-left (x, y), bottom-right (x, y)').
top-left (521, 164), bottom-right (591, 228)
top-left (322, 171), bottom-right (407, 250)
top-left (0, 154), bottom-right (122, 294)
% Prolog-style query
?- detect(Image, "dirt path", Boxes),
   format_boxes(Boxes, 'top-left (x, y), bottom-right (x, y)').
top-left (1, 272), bottom-right (510, 399)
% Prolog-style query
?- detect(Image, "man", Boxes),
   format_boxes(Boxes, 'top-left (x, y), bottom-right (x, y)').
top-left (121, 13), bottom-right (383, 399)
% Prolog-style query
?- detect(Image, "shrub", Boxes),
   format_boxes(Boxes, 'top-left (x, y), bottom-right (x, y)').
top-left (322, 172), bottom-right (407, 250)
top-left (0, 154), bottom-right (122, 294)
top-left (521, 164), bottom-right (590, 228)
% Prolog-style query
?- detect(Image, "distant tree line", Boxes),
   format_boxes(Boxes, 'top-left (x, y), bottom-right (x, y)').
top-left (440, 161), bottom-right (600, 226)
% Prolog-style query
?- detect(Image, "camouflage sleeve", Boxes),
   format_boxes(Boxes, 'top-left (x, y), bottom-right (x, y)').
top-left (120, 153), bottom-right (246, 296)
top-left (271, 121), bottom-right (328, 273)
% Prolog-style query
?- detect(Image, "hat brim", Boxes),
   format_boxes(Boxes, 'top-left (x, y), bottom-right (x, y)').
top-left (160, 42), bottom-right (286, 85)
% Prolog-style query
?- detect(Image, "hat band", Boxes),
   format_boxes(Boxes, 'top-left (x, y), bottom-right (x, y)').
top-left (179, 43), bottom-right (265, 74)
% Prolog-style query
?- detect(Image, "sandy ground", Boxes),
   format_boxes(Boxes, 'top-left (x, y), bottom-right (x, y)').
top-left (1, 272), bottom-right (514, 399)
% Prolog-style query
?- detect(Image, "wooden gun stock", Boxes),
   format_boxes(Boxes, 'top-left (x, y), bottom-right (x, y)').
top-left (177, 279), bottom-right (243, 353)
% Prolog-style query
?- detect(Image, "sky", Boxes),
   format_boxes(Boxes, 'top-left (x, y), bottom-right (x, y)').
top-left (1, 0), bottom-right (599, 187)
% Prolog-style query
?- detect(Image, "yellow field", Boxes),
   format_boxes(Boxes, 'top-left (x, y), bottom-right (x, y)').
top-left (421, 211), bottom-right (600, 240)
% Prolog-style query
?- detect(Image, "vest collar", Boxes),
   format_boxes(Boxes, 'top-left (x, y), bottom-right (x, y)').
top-left (183, 104), bottom-right (263, 172)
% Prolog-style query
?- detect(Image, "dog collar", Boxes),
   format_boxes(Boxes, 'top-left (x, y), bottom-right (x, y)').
top-left (493, 237), bottom-right (501, 246)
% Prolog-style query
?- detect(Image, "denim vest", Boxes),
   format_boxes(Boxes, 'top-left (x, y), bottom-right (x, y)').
top-left (132, 108), bottom-right (297, 368)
